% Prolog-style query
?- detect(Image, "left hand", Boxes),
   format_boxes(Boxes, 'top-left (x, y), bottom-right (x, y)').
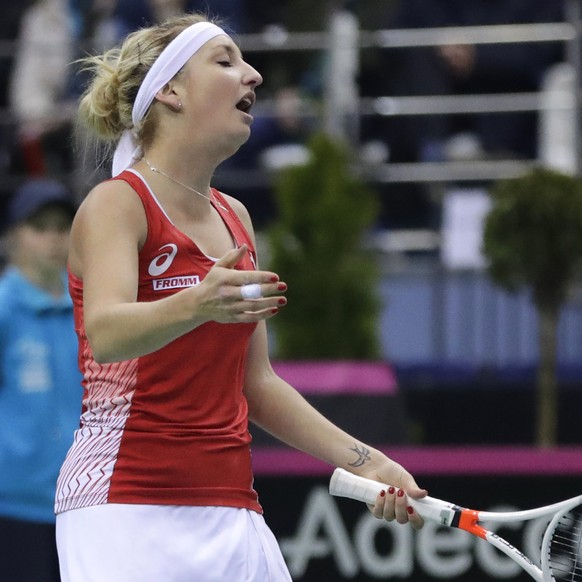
top-left (360, 458), bottom-right (427, 530)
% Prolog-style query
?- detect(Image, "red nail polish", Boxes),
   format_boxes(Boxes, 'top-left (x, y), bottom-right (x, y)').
top-left (407, 506), bottom-right (414, 515)
top-left (270, 276), bottom-right (278, 282)
top-left (278, 298), bottom-right (287, 305)
top-left (380, 490), bottom-right (386, 498)
top-left (397, 489), bottom-right (405, 498)
top-left (277, 283), bottom-right (287, 291)
top-left (388, 486), bottom-right (395, 495)
top-left (271, 308), bottom-right (279, 314)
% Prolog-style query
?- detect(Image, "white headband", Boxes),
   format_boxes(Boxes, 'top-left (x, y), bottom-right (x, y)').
top-left (111, 21), bottom-right (227, 176)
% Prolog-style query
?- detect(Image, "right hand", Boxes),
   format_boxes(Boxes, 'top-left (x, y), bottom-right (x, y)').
top-left (193, 245), bottom-right (287, 323)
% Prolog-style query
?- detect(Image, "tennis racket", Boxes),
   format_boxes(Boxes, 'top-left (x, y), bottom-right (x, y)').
top-left (329, 468), bottom-right (582, 581)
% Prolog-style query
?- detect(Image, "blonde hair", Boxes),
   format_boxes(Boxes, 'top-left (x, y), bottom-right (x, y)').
top-left (77, 13), bottom-right (211, 152)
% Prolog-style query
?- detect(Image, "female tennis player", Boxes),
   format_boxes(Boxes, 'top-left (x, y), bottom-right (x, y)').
top-left (54, 13), bottom-right (426, 581)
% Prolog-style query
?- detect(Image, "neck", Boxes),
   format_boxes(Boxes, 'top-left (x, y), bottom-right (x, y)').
top-left (143, 158), bottom-right (212, 203)
top-left (140, 145), bottom-right (217, 196)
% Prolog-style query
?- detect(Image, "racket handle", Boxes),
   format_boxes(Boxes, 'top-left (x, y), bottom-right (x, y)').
top-left (330, 467), bottom-right (385, 505)
top-left (329, 468), bottom-right (454, 525)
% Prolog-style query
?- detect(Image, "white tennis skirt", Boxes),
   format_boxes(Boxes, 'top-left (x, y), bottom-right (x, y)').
top-left (56, 504), bottom-right (292, 582)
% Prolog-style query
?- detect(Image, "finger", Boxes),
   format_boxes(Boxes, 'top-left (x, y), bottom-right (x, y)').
top-left (400, 474), bottom-right (428, 500)
top-left (408, 487), bottom-right (429, 500)
top-left (368, 487), bottom-right (393, 520)
top-left (242, 271), bottom-right (281, 285)
top-left (381, 486), bottom-right (396, 520)
top-left (262, 281), bottom-right (287, 297)
top-left (234, 275), bottom-right (284, 298)
top-left (238, 296), bottom-right (287, 313)
top-left (406, 506), bottom-right (424, 531)
top-left (233, 307), bottom-right (281, 322)
top-left (240, 283), bottom-right (263, 300)
top-left (367, 489), bottom-right (387, 520)
top-left (215, 245), bottom-right (247, 269)
top-left (239, 281), bottom-right (287, 301)
top-left (394, 488), bottom-right (410, 524)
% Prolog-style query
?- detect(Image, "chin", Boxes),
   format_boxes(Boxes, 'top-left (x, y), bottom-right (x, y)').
top-left (223, 130), bottom-right (251, 157)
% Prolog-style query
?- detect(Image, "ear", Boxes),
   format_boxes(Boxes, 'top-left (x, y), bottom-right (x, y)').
top-left (154, 83), bottom-right (183, 113)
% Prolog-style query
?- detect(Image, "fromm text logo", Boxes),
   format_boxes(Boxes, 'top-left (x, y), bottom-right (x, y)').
top-left (152, 275), bottom-right (200, 291)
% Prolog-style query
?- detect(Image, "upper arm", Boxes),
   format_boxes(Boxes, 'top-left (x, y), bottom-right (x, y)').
top-left (69, 180), bottom-right (147, 331)
top-left (225, 193), bottom-right (277, 403)
top-left (243, 321), bottom-right (278, 419)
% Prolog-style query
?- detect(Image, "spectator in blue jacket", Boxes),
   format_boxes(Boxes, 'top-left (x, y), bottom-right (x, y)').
top-left (0, 178), bottom-right (81, 582)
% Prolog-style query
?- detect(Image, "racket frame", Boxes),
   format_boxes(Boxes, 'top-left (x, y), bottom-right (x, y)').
top-left (329, 468), bottom-right (582, 582)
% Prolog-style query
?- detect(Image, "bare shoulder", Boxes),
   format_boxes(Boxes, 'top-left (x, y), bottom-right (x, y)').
top-left (76, 179), bottom-right (144, 219)
top-left (69, 179), bottom-right (147, 276)
top-left (73, 179), bottom-right (146, 240)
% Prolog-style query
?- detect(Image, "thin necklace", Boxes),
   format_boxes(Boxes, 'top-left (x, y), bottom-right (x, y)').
top-left (144, 158), bottom-right (211, 202)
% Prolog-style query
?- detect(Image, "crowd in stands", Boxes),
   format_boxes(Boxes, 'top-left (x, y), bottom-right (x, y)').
top-left (357, 0), bottom-right (566, 229)
top-left (0, 0), bottom-right (571, 233)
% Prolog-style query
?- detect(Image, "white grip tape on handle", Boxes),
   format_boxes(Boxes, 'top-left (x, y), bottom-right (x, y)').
top-left (329, 468), bottom-right (456, 525)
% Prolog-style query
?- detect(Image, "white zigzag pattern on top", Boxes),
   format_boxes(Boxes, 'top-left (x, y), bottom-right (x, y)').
top-left (55, 355), bottom-right (138, 513)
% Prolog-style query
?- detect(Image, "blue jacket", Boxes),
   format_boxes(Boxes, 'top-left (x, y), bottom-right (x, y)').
top-left (0, 267), bottom-right (81, 523)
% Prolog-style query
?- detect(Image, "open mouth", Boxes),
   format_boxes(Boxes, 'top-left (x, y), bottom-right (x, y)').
top-left (236, 94), bottom-right (255, 114)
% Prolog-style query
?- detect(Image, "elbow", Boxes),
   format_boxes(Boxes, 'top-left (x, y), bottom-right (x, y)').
top-left (88, 337), bottom-right (117, 364)
top-left (91, 349), bottom-right (114, 365)
top-left (85, 323), bottom-right (124, 364)
top-left (90, 343), bottom-right (130, 364)
top-left (85, 318), bottom-right (145, 363)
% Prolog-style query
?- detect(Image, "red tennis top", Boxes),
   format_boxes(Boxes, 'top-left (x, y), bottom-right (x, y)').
top-left (55, 170), bottom-right (261, 514)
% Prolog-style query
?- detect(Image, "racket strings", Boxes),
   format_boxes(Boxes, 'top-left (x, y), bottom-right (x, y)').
top-left (547, 506), bottom-right (582, 581)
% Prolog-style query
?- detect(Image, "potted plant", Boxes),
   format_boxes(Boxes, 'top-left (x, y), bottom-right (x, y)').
top-left (267, 132), bottom-right (381, 360)
top-left (482, 167), bottom-right (582, 447)
top-left (263, 133), bottom-right (406, 445)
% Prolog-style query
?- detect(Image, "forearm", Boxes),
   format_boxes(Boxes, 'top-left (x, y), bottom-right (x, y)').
top-left (246, 372), bottom-right (385, 474)
top-left (86, 288), bottom-right (205, 363)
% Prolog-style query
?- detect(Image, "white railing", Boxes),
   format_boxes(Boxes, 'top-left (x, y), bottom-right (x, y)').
top-left (1, 4), bottom-right (580, 196)
top-left (242, 1), bottom-right (581, 181)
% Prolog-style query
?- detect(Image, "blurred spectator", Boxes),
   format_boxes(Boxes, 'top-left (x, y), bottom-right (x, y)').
top-left (0, 2), bottom-right (35, 222)
top-left (372, 0), bottom-right (566, 163)
top-left (0, 179), bottom-right (81, 581)
top-left (357, 0), bottom-right (565, 230)
top-left (0, 5), bottom-right (33, 109)
top-left (246, 0), bottom-right (327, 34)
top-left (112, 0), bottom-right (250, 37)
top-left (65, 0), bottom-right (119, 198)
top-left (230, 86), bottom-right (315, 170)
top-left (69, 0), bottom-right (118, 53)
top-left (217, 85), bottom-right (317, 227)
top-left (9, 0), bottom-right (77, 177)
top-left (244, 1), bottom-right (329, 95)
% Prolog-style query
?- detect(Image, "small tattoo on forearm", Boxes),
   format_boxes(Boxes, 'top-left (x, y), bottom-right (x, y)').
top-left (348, 443), bottom-right (371, 468)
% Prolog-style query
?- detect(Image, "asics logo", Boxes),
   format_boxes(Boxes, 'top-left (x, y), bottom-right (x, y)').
top-left (148, 244), bottom-right (178, 276)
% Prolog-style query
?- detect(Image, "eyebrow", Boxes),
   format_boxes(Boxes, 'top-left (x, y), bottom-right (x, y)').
top-left (209, 41), bottom-right (242, 59)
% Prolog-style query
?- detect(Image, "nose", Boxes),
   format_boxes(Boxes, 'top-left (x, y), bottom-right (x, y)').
top-left (245, 63), bottom-right (263, 88)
